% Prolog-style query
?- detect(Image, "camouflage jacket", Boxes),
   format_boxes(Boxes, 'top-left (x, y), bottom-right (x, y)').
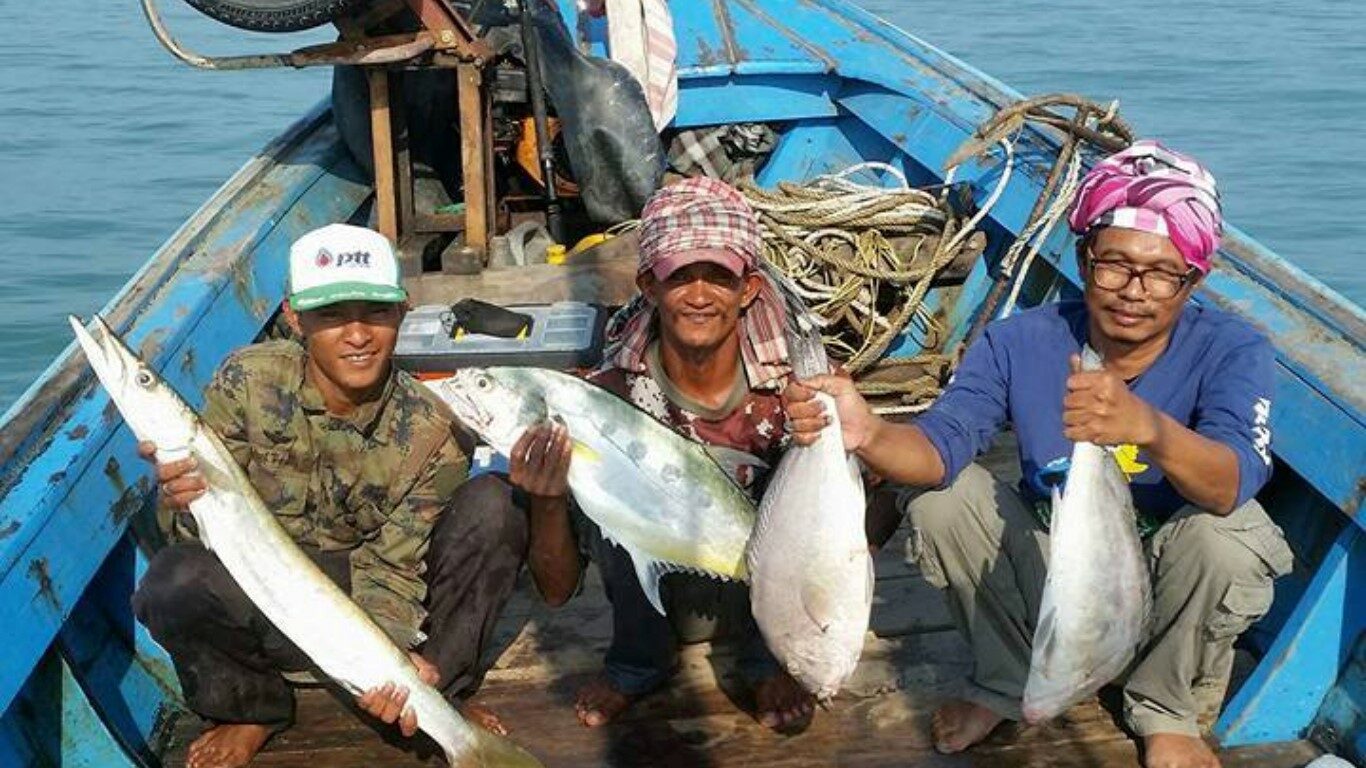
top-left (165, 340), bottom-right (469, 648)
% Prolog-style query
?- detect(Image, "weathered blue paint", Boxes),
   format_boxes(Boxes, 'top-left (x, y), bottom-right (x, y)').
top-left (2, 651), bottom-right (138, 767)
top-left (1244, 475), bottom-right (1347, 658)
top-left (56, 536), bottom-right (185, 761)
top-left (1216, 525), bottom-right (1366, 745)
top-left (728, 0), bottom-right (836, 72)
top-left (1312, 632), bottom-right (1366, 764)
top-left (0, 109), bottom-right (369, 718)
top-left (675, 74), bottom-right (839, 128)
top-left (0, 0), bottom-right (1360, 761)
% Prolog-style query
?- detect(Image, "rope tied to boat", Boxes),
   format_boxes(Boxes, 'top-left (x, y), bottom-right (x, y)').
top-left (949, 94), bottom-right (1135, 342)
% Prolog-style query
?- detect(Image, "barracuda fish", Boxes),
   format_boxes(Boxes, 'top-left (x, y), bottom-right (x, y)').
top-left (69, 315), bottom-right (542, 768)
top-left (744, 305), bottom-right (872, 701)
top-left (1022, 349), bottom-right (1153, 723)
top-left (426, 367), bottom-right (758, 614)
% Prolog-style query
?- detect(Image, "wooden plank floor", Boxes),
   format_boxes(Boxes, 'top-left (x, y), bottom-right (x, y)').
top-left (165, 528), bottom-right (1322, 768)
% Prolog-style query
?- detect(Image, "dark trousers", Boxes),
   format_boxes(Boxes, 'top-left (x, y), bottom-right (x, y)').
top-left (577, 517), bottom-right (780, 696)
top-left (132, 475), bottom-right (528, 725)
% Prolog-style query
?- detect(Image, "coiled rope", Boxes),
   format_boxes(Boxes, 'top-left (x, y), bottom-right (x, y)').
top-left (740, 154), bottom-right (1009, 412)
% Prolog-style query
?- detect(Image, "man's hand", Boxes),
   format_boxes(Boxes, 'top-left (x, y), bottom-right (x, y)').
top-left (781, 375), bottom-right (879, 453)
top-left (356, 652), bottom-right (440, 738)
top-left (1062, 354), bottom-right (1162, 447)
top-left (508, 421), bottom-right (572, 499)
top-left (137, 441), bottom-right (206, 510)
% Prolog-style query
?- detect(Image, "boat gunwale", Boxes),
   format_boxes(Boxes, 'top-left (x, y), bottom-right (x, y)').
top-left (0, 1), bottom-right (1360, 760)
top-left (797, 0), bottom-right (1366, 343)
top-left (0, 102), bottom-right (333, 497)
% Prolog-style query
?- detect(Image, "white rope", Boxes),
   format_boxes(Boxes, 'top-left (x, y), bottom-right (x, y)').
top-left (999, 147), bottom-right (1084, 318)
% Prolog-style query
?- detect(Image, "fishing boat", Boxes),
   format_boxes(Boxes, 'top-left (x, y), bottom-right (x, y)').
top-left (1, 1), bottom-right (1361, 765)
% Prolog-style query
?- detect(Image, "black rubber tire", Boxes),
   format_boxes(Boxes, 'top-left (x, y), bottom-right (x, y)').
top-left (183, 0), bottom-right (365, 32)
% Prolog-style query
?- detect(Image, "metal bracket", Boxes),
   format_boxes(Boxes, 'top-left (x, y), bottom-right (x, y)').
top-left (139, 0), bottom-right (499, 266)
top-left (139, 0), bottom-right (491, 69)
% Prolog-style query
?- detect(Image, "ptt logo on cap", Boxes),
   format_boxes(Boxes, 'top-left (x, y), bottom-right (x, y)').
top-left (334, 251), bottom-right (372, 268)
top-left (315, 249), bottom-right (372, 268)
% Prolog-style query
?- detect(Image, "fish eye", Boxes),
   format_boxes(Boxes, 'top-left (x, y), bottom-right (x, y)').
top-left (135, 369), bottom-right (155, 388)
top-left (476, 377), bottom-right (490, 390)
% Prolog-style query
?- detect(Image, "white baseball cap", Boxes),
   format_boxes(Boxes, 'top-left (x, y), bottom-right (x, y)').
top-left (287, 224), bottom-right (408, 311)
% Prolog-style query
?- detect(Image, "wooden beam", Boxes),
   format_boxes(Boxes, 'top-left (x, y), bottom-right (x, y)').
top-left (456, 62), bottom-right (492, 260)
top-left (366, 69), bottom-right (398, 243)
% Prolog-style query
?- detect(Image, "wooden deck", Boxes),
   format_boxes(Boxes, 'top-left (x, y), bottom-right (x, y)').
top-left (165, 527), bottom-right (1323, 768)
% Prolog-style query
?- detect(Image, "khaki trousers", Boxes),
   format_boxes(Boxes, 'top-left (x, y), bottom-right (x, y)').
top-left (901, 464), bottom-right (1293, 737)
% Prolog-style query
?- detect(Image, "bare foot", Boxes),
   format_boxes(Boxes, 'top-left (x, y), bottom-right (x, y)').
top-left (931, 699), bottom-right (1004, 754)
top-left (753, 672), bottom-right (815, 733)
top-left (460, 700), bottom-right (509, 737)
top-left (574, 676), bottom-right (636, 728)
top-left (186, 723), bottom-right (273, 768)
top-left (1144, 733), bottom-right (1221, 768)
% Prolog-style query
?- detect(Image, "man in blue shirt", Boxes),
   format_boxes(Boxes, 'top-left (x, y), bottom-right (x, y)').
top-left (784, 142), bottom-right (1292, 768)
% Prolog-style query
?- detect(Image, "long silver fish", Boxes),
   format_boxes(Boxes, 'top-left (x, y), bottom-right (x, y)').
top-left (745, 296), bottom-right (872, 701)
top-left (70, 315), bottom-right (542, 768)
top-left (1022, 349), bottom-right (1153, 723)
top-left (426, 367), bottom-right (758, 614)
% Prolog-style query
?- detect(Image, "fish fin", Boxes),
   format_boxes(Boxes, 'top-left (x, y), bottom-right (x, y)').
top-left (703, 445), bottom-right (769, 479)
top-left (800, 581), bottom-right (836, 633)
top-left (757, 260), bottom-right (831, 380)
top-left (1080, 344), bottom-right (1104, 371)
top-left (620, 541), bottom-right (670, 616)
top-left (846, 455), bottom-right (862, 485)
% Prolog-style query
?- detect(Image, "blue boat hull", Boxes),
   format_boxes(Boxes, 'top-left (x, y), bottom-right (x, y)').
top-left (1, 1), bottom-right (1361, 763)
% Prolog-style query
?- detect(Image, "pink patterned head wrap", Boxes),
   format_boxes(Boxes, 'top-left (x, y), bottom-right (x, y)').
top-left (1068, 140), bottom-right (1223, 273)
top-left (637, 177), bottom-right (763, 279)
top-left (604, 178), bottom-right (792, 388)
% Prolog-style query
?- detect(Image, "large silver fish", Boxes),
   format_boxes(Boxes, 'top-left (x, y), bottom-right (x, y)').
top-left (426, 367), bottom-right (758, 614)
top-left (70, 315), bottom-right (542, 768)
top-left (745, 307), bottom-right (872, 701)
top-left (1022, 349), bottom-right (1153, 723)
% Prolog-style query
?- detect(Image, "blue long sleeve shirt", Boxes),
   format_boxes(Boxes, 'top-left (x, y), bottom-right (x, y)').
top-left (914, 301), bottom-right (1276, 522)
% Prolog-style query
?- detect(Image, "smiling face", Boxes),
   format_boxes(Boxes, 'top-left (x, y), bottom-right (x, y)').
top-left (639, 255), bottom-right (763, 355)
top-left (1081, 227), bottom-right (1200, 348)
top-left (283, 299), bottom-right (404, 412)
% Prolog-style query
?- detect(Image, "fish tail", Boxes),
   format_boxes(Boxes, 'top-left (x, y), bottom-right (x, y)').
top-left (756, 260), bottom-right (830, 380)
top-left (449, 726), bottom-right (545, 768)
top-left (785, 322), bottom-right (830, 381)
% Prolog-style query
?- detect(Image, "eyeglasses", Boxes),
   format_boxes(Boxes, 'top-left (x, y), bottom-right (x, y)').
top-left (1086, 252), bottom-right (1197, 300)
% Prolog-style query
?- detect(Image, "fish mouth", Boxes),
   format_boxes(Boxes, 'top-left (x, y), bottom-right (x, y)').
top-left (433, 378), bottom-right (494, 433)
top-left (69, 314), bottom-right (134, 391)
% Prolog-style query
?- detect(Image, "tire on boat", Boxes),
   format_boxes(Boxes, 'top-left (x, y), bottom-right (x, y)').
top-left (183, 0), bottom-right (364, 32)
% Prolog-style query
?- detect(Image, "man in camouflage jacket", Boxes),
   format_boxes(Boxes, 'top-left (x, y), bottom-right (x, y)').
top-left (133, 224), bottom-right (526, 768)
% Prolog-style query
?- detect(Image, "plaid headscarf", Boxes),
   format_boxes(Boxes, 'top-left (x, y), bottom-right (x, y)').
top-left (605, 178), bottom-right (791, 389)
top-left (1068, 140), bottom-right (1223, 273)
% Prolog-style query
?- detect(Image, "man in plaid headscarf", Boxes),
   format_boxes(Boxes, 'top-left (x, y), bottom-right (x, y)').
top-left (785, 142), bottom-right (1291, 768)
top-left (509, 177), bottom-right (817, 732)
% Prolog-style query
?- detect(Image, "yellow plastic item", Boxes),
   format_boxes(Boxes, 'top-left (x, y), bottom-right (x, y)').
top-left (545, 244), bottom-right (567, 265)
top-left (568, 232), bottom-right (613, 258)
